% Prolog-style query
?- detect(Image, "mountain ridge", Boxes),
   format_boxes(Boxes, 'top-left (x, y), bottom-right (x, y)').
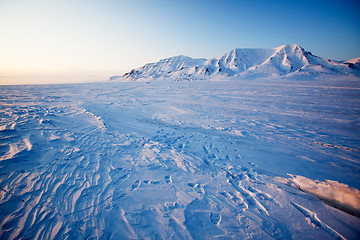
top-left (111, 44), bottom-right (360, 81)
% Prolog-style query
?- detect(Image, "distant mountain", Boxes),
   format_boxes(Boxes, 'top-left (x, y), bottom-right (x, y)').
top-left (111, 44), bottom-right (360, 81)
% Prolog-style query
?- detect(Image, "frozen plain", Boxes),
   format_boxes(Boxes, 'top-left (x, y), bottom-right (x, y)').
top-left (0, 76), bottom-right (360, 239)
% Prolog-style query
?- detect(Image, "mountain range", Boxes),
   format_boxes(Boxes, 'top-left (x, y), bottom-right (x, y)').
top-left (111, 44), bottom-right (360, 81)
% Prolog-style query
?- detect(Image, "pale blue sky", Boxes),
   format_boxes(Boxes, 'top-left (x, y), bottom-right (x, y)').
top-left (0, 0), bottom-right (359, 84)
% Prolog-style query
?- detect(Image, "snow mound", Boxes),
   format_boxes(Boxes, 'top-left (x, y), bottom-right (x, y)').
top-left (345, 57), bottom-right (360, 65)
top-left (111, 44), bottom-right (360, 81)
top-left (288, 174), bottom-right (360, 217)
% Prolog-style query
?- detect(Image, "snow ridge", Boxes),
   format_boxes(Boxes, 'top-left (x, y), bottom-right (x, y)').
top-left (111, 44), bottom-right (360, 81)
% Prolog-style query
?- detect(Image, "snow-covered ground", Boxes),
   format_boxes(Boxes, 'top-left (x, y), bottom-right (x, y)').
top-left (1, 76), bottom-right (360, 239)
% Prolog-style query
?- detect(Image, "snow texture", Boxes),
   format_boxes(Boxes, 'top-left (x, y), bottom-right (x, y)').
top-left (1, 48), bottom-right (360, 239)
top-left (288, 175), bottom-right (360, 218)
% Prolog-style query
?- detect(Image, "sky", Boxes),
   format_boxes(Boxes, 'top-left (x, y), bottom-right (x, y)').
top-left (0, 0), bottom-right (359, 85)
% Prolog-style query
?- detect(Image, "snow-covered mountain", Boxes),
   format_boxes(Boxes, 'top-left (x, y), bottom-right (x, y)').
top-left (111, 44), bottom-right (360, 81)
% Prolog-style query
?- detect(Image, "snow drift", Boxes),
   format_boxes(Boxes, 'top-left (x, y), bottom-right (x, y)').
top-left (111, 44), bottom-right (360, 81)
top-left (288, 174), bottom-right (360, 217)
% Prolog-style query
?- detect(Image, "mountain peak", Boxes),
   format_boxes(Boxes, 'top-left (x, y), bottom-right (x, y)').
top-left (159, 55), bottom-right (194, 62)
top-left (277, 43), bottom-right (303, 50)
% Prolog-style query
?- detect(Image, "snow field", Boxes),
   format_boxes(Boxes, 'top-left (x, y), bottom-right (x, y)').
top-left (0, 76), bottom-right (359, 239)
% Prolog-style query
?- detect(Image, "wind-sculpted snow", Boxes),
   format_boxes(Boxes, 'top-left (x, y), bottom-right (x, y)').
top-left (0, 76), bottom-right (360, 239)
top-left (287, 175), bottom-right (360, 218)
